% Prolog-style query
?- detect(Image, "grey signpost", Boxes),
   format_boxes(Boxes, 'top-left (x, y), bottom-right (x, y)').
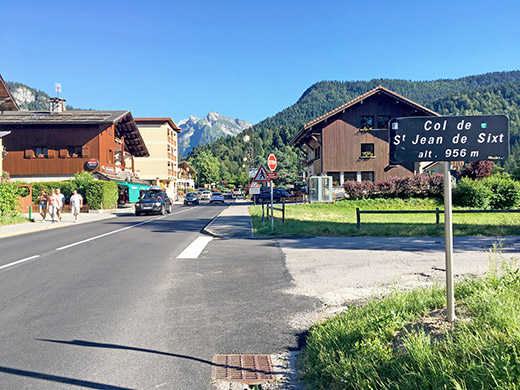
top-left (390, 115), bottom-right (509, 322)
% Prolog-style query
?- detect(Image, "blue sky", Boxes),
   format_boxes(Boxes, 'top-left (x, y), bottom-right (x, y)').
top-left (2, 0), bottom-right (519, 124)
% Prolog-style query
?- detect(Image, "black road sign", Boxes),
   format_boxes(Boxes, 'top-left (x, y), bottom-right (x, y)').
top-left (389, 115), bottom-right (509, 163)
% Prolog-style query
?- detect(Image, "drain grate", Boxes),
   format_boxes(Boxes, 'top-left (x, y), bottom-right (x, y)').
top-left (212, 354), bottom-right (275, 385)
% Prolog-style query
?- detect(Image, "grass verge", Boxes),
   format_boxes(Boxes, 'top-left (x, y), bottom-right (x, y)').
top-left (299, 255), bottom-right (520, 389)
top-left (0, 213), bottom-right (30, 226)
top-left (250, 198), bottom-right (520, 237)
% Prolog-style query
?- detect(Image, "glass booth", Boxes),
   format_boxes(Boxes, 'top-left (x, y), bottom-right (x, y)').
top-left (308, 176), bottom-right (333, 203)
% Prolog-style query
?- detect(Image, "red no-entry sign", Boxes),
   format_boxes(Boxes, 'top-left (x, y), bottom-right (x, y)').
top-left (267, 154), bottom-right (277, 171)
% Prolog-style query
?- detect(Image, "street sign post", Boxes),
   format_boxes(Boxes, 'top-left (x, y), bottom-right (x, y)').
top-left (390, 114), bottom-right (510, 323)
top-left (266, 172), bottom-right (278, 180)
top-left (249, 168), bottom-right (258, 178)
top-left (249, 181), bottom-right (260, 195)
top-left (268, 154), bottom-right (277, 171)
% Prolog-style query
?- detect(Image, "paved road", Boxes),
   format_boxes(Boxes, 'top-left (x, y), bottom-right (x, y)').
top-left (0, 203), bottom-right (317, 389)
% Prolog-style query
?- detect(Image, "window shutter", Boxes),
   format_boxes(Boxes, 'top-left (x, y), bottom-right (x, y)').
top-left (59, 149), bottom-right (68, 158)
top-left (82, 146), bottom-right (90, 158)
top-left (47, 149), bottom-right (55, 158)
top-left (24, 149), bottom-right (35, 159)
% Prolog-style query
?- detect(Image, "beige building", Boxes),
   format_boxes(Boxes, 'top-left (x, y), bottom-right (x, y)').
top-left (134, 118), bottom-right (181, 199)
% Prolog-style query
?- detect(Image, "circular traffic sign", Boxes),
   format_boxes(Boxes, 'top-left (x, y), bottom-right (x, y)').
top-left (267, 154), bottom-right (277, 171)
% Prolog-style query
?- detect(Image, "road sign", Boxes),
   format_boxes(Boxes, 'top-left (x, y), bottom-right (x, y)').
top-left (266, 172), bottom-right (278, 180)
top-left (267, 154), bottom-right (277, 171)
top-left (249, 168), bottom-right (258, 178)
top-left (249, 182), bottom-right (260, 194)
top-left (390, 115), bottom-right (509, 163)
top-left (253, 165), bottom-right (269, 182)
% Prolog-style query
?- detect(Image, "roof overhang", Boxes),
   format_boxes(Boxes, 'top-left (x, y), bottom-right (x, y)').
top-left (0, 75), bottom-right (20, 111)
top-left (291, 86), bottom-right (439, 147)
top-left (135, 117), bottom-right (181, 133)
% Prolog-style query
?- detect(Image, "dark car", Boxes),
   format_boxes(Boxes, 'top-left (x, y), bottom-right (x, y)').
top-left (135, 189), bottom-right (172, 215)
top-left (184, 192), bottom-right (199, 205)
top-left (254, 188), bottom-right (291, 203)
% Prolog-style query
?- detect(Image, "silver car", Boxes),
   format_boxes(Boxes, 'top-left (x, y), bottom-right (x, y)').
top-left (201, 190), bottom-right (212, 200)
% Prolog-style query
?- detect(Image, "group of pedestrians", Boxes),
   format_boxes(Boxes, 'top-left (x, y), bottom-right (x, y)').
top-left (37, 188), bottom-right (83, 223)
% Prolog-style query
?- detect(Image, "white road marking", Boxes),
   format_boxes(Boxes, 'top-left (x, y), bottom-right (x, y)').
top-left (0, 255), bottom-right (40, 271)
top-left (56, 208), bottom-right (192, 251)
top-left (177, 236), bottom-right (213, 259)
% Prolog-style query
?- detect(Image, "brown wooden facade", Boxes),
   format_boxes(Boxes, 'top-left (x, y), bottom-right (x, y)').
top-left (0, 111), bottom-right (149, 180)
top-left (291, 86), bottom-right (439, 184)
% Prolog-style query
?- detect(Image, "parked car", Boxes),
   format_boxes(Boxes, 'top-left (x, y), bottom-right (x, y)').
top-left (223, 190), bottom-right (233, 199)
top-left (254, 188), bottom-right (291, 203)
top-left (210, 191), bottom-right (225, 203)
top-left (232, 188), bottom-right (243, 198)
top-left (135, 189), bottom-right (172, 215)
top-left (184, 192), bottom-right (199, 205)
top-left (201, 190), bottom-right (212, 200)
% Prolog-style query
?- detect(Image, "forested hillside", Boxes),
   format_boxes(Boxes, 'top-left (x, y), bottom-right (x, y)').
top-left (187, 71), bottom-right (520, 186)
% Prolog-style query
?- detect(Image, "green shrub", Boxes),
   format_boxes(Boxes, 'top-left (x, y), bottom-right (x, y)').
top-left (482, 174), bottom-right (520, 209)
top-left (453, 177), bottom-right (492, 208)
top-left (85, 181), bottom-right (118, 209)
top-left (31, 181), bottom-right (72, 204)
top-left (0, 183), bottom-right (21, 215)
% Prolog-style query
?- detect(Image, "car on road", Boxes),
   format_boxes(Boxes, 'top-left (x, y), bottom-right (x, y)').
top-left (254, 188), bottom-right (291, 203)
top-left (209, 191), bottom-right (225, 203)
top-left (223, 190), bottom-right (233, 199)
top-left (184, 192), bottom-right (199, 205)
top-left (135, 189), bottom-right (172, 215)
top-left (201, 190), bottom-right (212, 200)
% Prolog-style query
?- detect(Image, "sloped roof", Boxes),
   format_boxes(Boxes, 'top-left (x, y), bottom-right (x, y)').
top-left (0, 110), bottom-right (149, 157)
top-left (135, 117), bottom-right (181, 132)
top-left (291, 86), bottom-right (439, 146)
top-left (0, 75), bottom-right (20, 111)
top-left (178, 160), bottom-right (197, 174)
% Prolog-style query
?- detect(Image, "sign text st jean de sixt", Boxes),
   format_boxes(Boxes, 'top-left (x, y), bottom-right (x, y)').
top-left (389, 115), bottom-right (509, 163)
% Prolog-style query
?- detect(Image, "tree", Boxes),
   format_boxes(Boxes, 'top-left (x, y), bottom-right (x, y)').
top-left (191, 151), bottom-right (221, 186)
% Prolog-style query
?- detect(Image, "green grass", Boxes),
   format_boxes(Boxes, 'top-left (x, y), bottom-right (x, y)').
top-left (250, 198), bottom-right (520, 237)
top-left (299, 257), bottom-right (520, 390)
top-left (0, 213), bottom-right (30, 226)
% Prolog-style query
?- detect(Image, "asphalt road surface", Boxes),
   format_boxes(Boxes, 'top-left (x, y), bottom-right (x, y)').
top-left (0, 203), bottom-right (318, 389)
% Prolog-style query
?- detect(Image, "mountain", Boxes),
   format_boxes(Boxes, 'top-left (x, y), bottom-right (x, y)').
top-left (177, 111), bottom-right (252, 157)
top-left (186, 71), bottom-right (520, 185)
top-left (6, 81), bottom-right (52, 111)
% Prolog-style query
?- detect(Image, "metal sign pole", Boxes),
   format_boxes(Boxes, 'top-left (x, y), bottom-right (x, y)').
top-left (443, 161), bottom-right (455, 322)
top-left (270, 181), bottom-right (274, 232)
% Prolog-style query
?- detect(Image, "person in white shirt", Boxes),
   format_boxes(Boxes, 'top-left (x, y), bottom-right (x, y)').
top-left (69, 189), bottom-right (83, 223)
top-left (56, 188), bottom-right (65, 222)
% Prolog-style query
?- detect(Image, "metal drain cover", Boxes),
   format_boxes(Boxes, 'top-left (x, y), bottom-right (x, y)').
top-left (212, 354), bottom-right (275, 385)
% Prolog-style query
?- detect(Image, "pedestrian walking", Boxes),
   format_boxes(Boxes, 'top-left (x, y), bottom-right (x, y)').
top-left (48, 189), bottom-right (60, 222)
top-left (56, 188), bottom-right (65, 222)
top-left (37, 189), bottom-right (49, 222)
top-left (70, 189), bottom-right (83, 223)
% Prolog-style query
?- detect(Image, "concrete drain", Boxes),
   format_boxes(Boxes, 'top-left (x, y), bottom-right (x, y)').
top-left (212, 354), bottom-right (275, 385)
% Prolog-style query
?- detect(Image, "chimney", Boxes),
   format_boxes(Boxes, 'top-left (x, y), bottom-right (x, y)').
top-left (50, 97), bottom-right (66, 113)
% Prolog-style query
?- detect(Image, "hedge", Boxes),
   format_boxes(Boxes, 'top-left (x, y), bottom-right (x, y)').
top-left (453, 174), bottom-right (520, 209)
top-left (0, 183), bottom-right (21, 215)
top-left (85, 181), bottom-right (118, 210)
top-left (343, 174), bottom-right (444, 200)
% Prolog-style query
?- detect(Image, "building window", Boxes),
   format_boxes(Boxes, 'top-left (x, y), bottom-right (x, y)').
top-left (344, 172), bottom-right (357, 181)
top-left (68, 146), bottom-right (83, 158)
top-left (34, 147), bottom-right (48, 158)
top-left (314, 146), bottom-right (321, 160)
top-left (360, 116), bottom-right (374, 130)
top-left (361, 171), bottom-right (375, 182)
top-left (108, 149), bottom-right (114, 164)
top-left (361, 143), bottom-right (375, 158)
top-left (377, 115), bottom-right (391, 129)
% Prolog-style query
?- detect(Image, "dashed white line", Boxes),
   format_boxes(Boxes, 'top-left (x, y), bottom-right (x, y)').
top-left (0, 255), bottom-right (40, 271)
top-left (177, 236), bottom-right (213, 259)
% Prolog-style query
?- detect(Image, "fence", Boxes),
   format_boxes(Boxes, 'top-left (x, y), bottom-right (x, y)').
top-left (356, 207), bottom-right (520, 229)
top-left (262, 198), bottom-right (286, 226)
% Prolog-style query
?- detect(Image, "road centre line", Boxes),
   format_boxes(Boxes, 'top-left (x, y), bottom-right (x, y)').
top-left (56, 208), bottom-right (192, 252)
top-left (177, 236), bottom-right (213, 259)
top-left (0, 255), bottom-right (40, 271)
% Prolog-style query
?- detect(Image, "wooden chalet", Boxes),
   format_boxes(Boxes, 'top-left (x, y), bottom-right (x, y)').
top-left (291, 86), bottom-right (440, 184)
top-left (0, 110), bottom-right (149, 182)
top-left (177, 161), bottom-right (197, 191)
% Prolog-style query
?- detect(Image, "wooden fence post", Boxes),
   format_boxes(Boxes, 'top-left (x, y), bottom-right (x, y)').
top-left (356, 208), bottom-right (361, 229)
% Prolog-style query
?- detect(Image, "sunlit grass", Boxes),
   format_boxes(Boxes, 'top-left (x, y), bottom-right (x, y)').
top-left (299, 257), bottom-right (520, 390)
top-left (250, 198), bottom-right (520, 237)
top-left (0, 213), bottom-right (29, 226)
